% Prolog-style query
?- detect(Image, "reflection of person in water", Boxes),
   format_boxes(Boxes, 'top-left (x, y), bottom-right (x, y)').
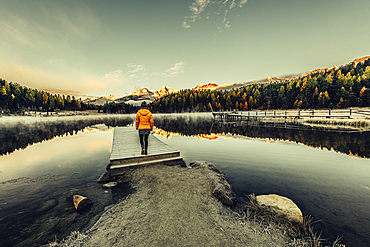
top-left (135, 101), bottom-right (154, 155)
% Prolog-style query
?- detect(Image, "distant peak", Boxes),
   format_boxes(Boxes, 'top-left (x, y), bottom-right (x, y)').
top-left (131, 88), bottom-right (153, 96)
top-left (106, 94), bottom-right (117, 100)
top-left (193, 83), bottom-right (219, 91)
top-left (154, 86), bottom-right (179, 97)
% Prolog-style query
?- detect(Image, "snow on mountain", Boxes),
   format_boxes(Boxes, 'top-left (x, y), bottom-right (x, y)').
top-left (106, 94), bottom-right (117, 100)
top-left (84, 97), bottom-right (114, 106)
top-left (153, 86), bottom-right (179, 97)
top-left (83, 94), bottom-right (117, 105)
top-left (131, 88), bottom-right (153, 96)
top-left (82, 96), bottom-right (99, 102)
top-left (193, 83), bottom-right (219, 91)
top-left (192, 82), bottom-right (246, 91)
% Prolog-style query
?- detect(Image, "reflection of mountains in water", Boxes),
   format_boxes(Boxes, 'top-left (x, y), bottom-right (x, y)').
top-left (0, 117), bottom-right (133, 156)
top-left (154, 116), bottom-right (370, 159)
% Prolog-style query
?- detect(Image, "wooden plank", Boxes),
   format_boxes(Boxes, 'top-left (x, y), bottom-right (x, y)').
top-left (109, 126), bottom-right (183, 168)
top-left (110, 156), bottom-right (184, 169)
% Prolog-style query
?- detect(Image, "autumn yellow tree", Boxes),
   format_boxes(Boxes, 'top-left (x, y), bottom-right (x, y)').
top-left (360, 86), bottom-right (367, 97)
top-left (248, 96), bottom-right (254, 108)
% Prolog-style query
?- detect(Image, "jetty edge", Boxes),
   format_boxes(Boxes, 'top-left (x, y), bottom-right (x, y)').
top-left (98, 126), bottom-right (185, 181)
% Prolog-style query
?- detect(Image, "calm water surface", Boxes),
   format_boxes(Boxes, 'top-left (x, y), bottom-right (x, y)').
top-left (0, 114), bottom-right (369, 246)
top-left (0, 115), bottom-right (134, 247)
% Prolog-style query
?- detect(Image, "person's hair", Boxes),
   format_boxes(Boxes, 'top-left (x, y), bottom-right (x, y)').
top-left (141, 101), bottom-right (147, 107)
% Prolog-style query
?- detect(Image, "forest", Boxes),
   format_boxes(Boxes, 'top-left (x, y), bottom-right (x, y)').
top-left (150, 58), bottom-right (370, 113)
top-left (0, 79), bottom-right (92, 113)
top-left (0, 79), bottom-right (134, 114)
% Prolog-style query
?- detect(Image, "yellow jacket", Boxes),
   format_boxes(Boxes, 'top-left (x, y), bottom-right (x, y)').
top-left (136, 108), bottom-right (154, 130)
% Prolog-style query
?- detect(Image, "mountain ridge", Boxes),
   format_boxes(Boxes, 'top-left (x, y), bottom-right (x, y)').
top-left (84, 86), bottom-right (180, 106)
top-left (84, 55), bottom-right (370, 105)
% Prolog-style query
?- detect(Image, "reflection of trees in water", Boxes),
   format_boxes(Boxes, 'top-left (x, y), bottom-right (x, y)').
top-left (0, 117), bottom-right (133, 156)
top-left (154, 116), bottom-right (370, 158)
top-left (154, 116), bottom-right (213, 136)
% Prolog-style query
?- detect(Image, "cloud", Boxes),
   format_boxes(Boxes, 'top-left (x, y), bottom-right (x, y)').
top-left (161, 62), bottom-right (187, 77)
top-left (102, 70), bottom-right (124, 81)
top-left (182, 0), bottom-right (211, 29)
top-left (101, 64), bottom-right (148, 88)
top-left (189, 0), bottom-right (211, 15)
top-left (239, 0), bottom-right (248, 8)
top-left (229, 0), bottom-right (236, 9)
top-left (182, 21), bottom-right (192, 29)
top-left (126, 64), bottom-right (147, 78)
top-left (182, 0), bottom-right (248, 31)
top-left (106, 61), bottom-right (186, 84)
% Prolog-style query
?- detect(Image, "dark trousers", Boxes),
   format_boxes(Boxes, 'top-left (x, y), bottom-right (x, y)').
top-left (139, 133), bottom-right (149, 151)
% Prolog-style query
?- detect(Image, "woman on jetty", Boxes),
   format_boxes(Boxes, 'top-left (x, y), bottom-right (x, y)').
top-left (135, 101), bottom-right (154, 155)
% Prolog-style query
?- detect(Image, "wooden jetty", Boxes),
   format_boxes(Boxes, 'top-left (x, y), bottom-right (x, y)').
top-left (107, 127), bottom-right (184, 176)
top-left (210, 107), bottom-right (370, 121)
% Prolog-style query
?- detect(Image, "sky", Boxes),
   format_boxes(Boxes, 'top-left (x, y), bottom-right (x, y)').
top-left (1, 0), bottom-right (370, 98)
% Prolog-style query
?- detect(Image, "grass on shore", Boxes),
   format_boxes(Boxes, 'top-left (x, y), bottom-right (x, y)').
top-left (43, 231), bottom-right (89, 247)
top-left (300, 118), bottom-right (370, 129)
top-left (240, 194), bottom-right (345, 247)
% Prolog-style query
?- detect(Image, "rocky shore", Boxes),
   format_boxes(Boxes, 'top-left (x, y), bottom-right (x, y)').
top-left (47, 161), bottom-right (315, 247)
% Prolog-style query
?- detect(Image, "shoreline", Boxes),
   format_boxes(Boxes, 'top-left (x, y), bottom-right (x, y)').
top-left (45, 162), bottom-right (335, 247)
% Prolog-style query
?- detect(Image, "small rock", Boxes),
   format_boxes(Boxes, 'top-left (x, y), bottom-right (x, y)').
top-left (256, 194), bottom-right (303, 223)
top-left (103, 182), bottom-right (118, 188)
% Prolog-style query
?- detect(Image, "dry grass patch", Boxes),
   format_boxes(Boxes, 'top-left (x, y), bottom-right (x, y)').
top-left (241, 194), bottom-right (346, 247)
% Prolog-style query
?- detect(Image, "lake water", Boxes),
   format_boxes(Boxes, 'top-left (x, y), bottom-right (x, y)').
top-left (0, 114), bottom-right (369, 246)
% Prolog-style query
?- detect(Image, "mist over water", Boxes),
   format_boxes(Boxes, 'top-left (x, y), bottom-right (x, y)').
top-left (0, 113), bottom-right (369, 246)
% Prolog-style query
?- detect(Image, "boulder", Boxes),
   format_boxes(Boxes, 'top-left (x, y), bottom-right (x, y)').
top-left (255, 194), bottom-right (303, 223)
top-left (73, 195), bottom-right (92, 213)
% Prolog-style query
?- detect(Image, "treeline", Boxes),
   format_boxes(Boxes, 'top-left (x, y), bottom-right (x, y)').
top-left (150, 58), bottom-right (370, 113)
top-left (0, 78), bottom-right (96, 113)
top-left (99, 101), bottom-right (136, 114)
top-left (0, 78), bottom-right (136, 114)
